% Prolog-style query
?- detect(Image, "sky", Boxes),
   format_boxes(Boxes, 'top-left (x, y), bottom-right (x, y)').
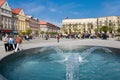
top-left (8, 0), bottom-right (120, 27)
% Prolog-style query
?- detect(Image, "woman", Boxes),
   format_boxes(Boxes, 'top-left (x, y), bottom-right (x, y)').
top-left (15, 35), bottom-right (22, 52)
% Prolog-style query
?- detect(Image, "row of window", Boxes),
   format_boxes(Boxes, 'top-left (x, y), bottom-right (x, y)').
top-left (1, 8), bottom-right (11, 15)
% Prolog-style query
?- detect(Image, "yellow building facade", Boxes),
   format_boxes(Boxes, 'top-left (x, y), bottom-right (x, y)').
top-left (12, 8), bottom-right (26, 33)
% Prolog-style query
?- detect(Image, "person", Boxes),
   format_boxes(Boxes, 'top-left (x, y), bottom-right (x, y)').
top-left (9, 36), bottom-right (15, 51)
top-left (45, 34), bottom-right (48, 40)
top-left (3, 34), bottom-right (9, 52)
top-left (15, 35), bottom-right (22, 52)
top-left (56, 34), bottom-right (60, 43)
top-left (26, 35), bottom-right (29, 41)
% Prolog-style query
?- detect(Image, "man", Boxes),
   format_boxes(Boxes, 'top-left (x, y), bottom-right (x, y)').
top-left (9, 36), bottom-right (15, 51)
top-left (56, 34), bottom-right (60, 43)
top-left (15, 35), bottom-right (22, 52)
top-left (3, 35), bottom-right (9, 52)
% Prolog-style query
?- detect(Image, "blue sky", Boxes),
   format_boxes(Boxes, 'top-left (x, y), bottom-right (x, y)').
top-left (8, 0), bottom-right (120, 27)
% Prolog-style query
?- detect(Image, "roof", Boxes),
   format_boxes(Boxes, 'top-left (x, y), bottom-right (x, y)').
top-left (12, 8), bottom-right (22, 14)
top-left (39, 21), bottom-right (47, 25)
top-left (0, 0), bottom-right (6, 7)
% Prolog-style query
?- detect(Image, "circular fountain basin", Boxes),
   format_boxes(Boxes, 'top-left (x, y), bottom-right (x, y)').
top-left (0, 46), bottom-right (120, 80)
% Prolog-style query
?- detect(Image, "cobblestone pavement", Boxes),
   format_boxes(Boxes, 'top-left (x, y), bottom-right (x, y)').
top-left (0, 38), bottom-right (120, 60)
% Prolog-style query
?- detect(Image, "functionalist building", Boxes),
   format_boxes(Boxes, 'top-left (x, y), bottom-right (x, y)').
top-left (62, 16), bottom-right (120, 34)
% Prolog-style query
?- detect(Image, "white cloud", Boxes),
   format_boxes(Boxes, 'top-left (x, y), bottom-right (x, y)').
top-left (19, 2), bottom-right (45, 14)
top-left (27, 6), bottom-right (45, 13)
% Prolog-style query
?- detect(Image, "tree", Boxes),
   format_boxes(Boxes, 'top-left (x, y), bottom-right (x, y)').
top-left (40, 31), bottom-right (45, 34)
top-left (100, 26), bottom-right (109, 39)
top-left (116, 28), bottom-right (120, 40)
top-left (21, 32), bottom-right (26, 36)
top-left (117, 28), bottom-right (120, 33)
top-left (26, 28), bottom-right (32, 35)
top-left (100, 26), bottom-right (109, 33)
top-left (40, 31), bottom-right (45, 38)
top-left (35, 30), bottom-right (39, 37)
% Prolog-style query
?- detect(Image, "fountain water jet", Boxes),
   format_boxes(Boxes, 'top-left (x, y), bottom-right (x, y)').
top-left (66, 53), bottom-right (80, 80)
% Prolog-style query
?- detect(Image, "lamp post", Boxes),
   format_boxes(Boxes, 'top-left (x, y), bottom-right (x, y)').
top-left (0, 24), bottom-right (3, 41)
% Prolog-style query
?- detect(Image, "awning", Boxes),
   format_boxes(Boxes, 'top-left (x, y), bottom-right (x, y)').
top-left (3, 30), bottom-right (12, 33)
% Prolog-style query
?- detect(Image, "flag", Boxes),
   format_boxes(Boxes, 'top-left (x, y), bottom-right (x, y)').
top-left (65, 16), bottom-right (68, 19)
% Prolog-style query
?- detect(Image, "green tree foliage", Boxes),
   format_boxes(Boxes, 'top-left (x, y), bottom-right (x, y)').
top-left (40, 31), bottom-right (45, 34)
top-left (116, 28), bottom-right (120, 40)
top-left (26, 28), bottom-right (32, 35)
top-left (50, 32), bottom-right (58, 35)
top-left (117, 28), bottom-right (120, 33)
top-left (100, 26), bottom-right (109, 33)
top-left (21, 32), bottom-right (26, 35)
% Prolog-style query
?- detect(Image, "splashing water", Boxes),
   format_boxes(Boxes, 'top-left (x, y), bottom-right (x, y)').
top-left (66, 53), bottom-right (80, 80)
top-left (51, 46), bottom-right (63, 54)
top-left (66, 47), bottom-right (112, 80)
top-left (81, 46), bottom-right (112, 59)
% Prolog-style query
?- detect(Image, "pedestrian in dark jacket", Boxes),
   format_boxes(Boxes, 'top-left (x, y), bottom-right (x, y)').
top-left (3, 35), bottom-right (9, 52)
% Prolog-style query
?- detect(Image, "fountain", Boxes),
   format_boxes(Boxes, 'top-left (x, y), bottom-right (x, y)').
top-left (0, 46), bottom-right (120, 80)
top-left (66, 53), bottom-right (80, 80)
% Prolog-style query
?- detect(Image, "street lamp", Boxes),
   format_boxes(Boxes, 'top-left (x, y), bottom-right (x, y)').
top-left (0, 23), bottom-right (3, 41)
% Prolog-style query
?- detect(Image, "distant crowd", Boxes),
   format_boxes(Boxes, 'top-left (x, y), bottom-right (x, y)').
top-left (60, 33), bottom-right (115, 39)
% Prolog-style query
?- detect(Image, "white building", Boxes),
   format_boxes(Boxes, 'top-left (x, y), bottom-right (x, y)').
top-left (0, 0), bottom-right (12, 35)
top-left (62, 16), bottom-right (120, 34)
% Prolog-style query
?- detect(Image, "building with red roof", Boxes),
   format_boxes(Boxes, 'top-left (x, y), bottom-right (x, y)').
top-left (12, 8), bottom-right (22, 15)
top-left (0, 0), bottom-right (5, 6)
top-left (12, 8), bottom-right (26, 33)
top-left (39, 20), bottom-right (60, 33)
top-left (0, 0), bottom-right (12, 35)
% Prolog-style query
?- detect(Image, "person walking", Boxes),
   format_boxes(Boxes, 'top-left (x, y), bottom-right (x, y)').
top-left (3, 34), bottom-right (9, 52)
top-left (15, 35), bottom-right (22, 52)
top-left (56, 34), bottom-right (60, 43)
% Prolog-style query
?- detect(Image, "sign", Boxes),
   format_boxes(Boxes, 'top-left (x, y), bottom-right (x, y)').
top-left (3, 30), bottom-right (11, 33)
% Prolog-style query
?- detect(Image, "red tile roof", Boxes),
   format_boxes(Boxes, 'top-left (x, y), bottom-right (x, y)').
top-left (0, 0), bottom-right (6, 7)
top-left (39, 21), bottom-right (47, 25)
top-left (12, 8), bottom-right (22, 14)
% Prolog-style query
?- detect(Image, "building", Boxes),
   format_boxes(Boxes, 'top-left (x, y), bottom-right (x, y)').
top-left (39, 21), bottom-right (60, 33)
top-left (62, 16), bottom-right (120, 34)
top-left (11, 9), bottom-right (18, 34)
top-left (29, 16), bottom-right (40, 36)
top-left (12, 8), bottom-right (26, 33)
top-left (97, 16), bottom-right (120, 33)
top-left (0, 0), bottom-right (12, 35)
top-left (25, 14), bottom-right (30, 30)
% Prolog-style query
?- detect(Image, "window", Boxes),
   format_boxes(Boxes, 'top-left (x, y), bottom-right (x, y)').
top-left (109, 20), bottom-right (112, 23)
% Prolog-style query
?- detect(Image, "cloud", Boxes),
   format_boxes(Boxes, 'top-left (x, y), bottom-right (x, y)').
top-left (26, 6), bottom-right (45, 14)
top-left (16, 2), bottom-right (45, 15)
